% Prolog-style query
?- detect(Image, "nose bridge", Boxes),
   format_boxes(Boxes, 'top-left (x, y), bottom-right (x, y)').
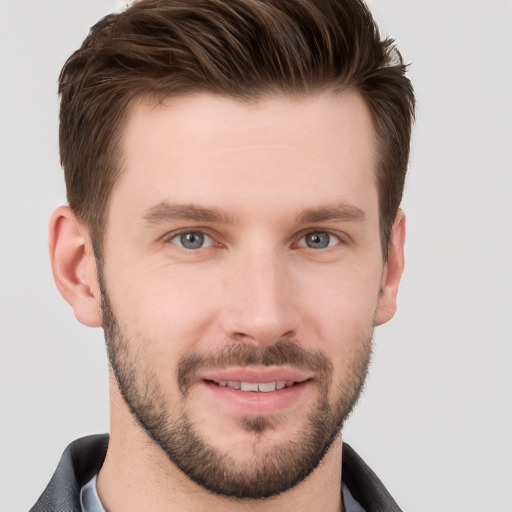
top-left (221, 243), bottom-right (297, 345)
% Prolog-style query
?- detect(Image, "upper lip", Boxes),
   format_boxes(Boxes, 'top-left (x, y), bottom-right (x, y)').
top-left (196, 366), bottom-right (313, 385)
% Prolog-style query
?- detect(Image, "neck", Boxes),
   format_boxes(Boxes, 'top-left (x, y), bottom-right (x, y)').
top-left (97, 381), bottom-right (343, 512)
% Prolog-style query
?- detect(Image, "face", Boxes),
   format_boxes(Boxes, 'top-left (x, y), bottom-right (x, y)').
top-left (99, 92), bottom-right (390, 498)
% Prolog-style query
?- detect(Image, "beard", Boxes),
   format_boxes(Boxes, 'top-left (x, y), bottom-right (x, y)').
top-left (99, 271), bottom-right (373, 500)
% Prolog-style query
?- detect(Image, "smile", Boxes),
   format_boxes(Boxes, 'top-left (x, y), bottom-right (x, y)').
top-left (200, 374), bottom-right (313, 416)
top-left (215, 380), bottom-right (295, 392)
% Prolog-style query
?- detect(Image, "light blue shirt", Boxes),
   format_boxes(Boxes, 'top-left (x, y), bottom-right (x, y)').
top-left (80, 475), bottom-right (106, 512)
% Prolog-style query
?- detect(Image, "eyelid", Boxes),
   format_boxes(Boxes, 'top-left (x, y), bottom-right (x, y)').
top-left (294, 229), bottom-right (345, 248)
top-left (164, 228), bottom-right (216, 248)
top-left (160, 227), bottom-right (348, 249)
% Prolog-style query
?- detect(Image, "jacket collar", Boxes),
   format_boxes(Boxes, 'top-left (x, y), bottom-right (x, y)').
top-left (30, 434), bottom-right (402, 512)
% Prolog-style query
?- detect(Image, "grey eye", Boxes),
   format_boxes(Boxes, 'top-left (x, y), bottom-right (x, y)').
top-left (300, 231), bottom-right (338, 249)
top-left (172, 231), bottom-right (212, 249)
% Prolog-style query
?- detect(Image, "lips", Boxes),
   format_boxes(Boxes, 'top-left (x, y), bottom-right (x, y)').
top-left (197, 367), bottom-right (311, 390)
top-left (193, 367), bottom-right (313, 416)
top-left (177, 339), bottom-right (331, 400)
top-left (215, 380), bottom-right (295, 392)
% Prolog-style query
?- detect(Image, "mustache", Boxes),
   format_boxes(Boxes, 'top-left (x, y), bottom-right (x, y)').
top-left (177, 339), bottom-right (333, 395)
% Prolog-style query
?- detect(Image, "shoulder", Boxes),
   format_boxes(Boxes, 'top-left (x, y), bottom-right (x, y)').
top-left (29, 434), bottom-right (109, 512)
top-left (342, 443), bottom-right (403, 512)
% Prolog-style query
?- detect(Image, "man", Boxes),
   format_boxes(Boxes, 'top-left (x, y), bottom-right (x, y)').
top-left (30, 0), bottom-right (414, 510)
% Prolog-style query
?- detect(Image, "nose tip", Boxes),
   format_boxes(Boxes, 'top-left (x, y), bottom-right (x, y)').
top-left (219, 255), bottom-right (299, 347)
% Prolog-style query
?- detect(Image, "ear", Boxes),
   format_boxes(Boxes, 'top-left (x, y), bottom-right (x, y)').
top-left (48, 206), bottom-right (103, 327)
top-left (375, 210), bottom-right (406, 326)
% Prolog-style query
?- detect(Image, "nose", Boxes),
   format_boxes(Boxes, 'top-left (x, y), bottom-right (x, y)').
top-left (219, 248), bottom-right (299, 347)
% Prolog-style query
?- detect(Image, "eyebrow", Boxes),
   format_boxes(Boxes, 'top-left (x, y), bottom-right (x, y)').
top-left (296, 203), bottom-right (366, 224)
top-left (142, 201), bottom-right (366, 226)
top-left (142, 202), bottom-right (231, 224)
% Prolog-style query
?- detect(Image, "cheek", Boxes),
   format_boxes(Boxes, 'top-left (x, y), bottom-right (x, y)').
top-left (293, 261), bottom-right (380, 383)
top-left (296, 261), bottom-right (382, 329)
top-left (107, 260), bottom-right (221, 354)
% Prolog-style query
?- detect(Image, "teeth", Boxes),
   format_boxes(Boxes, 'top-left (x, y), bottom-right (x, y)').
top-left (217, 380), bottom-right (295, 392)
top-left (257, 382), bottom-right (276, 393)
top-left (240, 382), bottom-right (259, 392)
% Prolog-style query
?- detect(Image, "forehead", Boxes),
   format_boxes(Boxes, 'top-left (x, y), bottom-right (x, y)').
top-left (112, 91), bottom-right (378, 224)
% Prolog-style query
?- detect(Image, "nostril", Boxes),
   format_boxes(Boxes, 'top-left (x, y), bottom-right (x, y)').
top-left (229, 330), bottom-right (297, 347)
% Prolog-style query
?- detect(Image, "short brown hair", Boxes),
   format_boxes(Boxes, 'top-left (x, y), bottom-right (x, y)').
top-left (59, 0), bottom-right (415, 256)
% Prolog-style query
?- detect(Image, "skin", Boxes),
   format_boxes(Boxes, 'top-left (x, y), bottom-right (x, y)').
top-left (49, 91), bottom-right (406, 511)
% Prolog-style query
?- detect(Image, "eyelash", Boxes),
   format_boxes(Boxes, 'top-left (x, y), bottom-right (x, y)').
top-left (165, 229), bottom-right (344, 251)
top-left (167, 230), bottom-right (216, 250)
top-left (295, 231), bottom-right (342, 249)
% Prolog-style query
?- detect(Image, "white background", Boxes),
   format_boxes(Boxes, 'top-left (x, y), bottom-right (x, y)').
top-left (1, 1), bottom-right (511, 511)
